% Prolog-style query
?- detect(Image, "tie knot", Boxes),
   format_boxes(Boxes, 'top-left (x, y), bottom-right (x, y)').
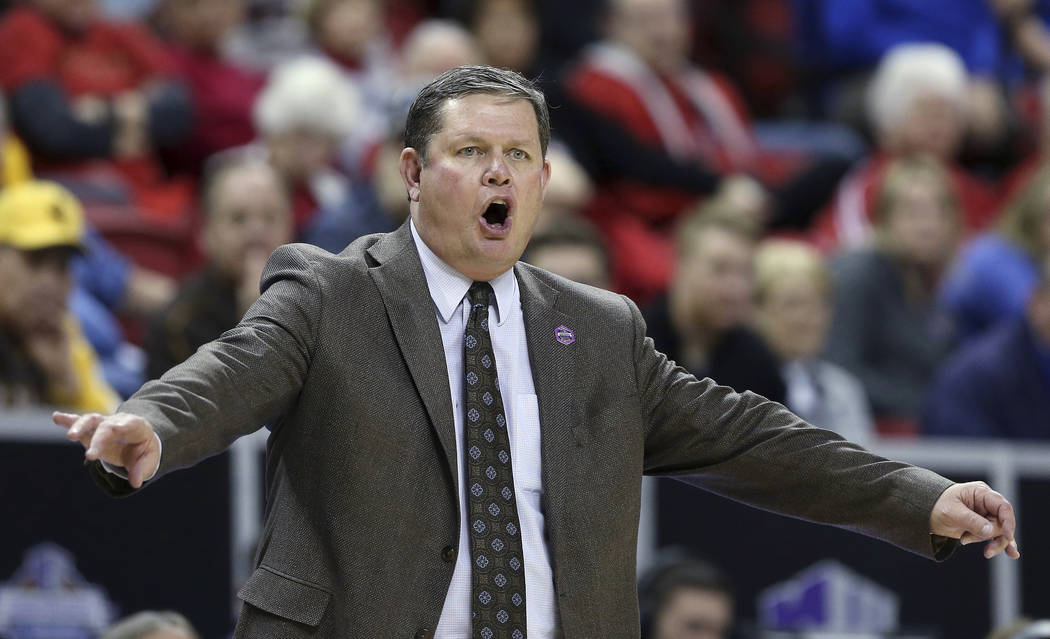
top-left (468, 281), bottom-right (494, 310)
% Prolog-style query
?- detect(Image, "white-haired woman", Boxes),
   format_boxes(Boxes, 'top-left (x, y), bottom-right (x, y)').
top-left (811, 43), bottom-right (999, 252)
top-left (246, 55), bottom-right (389, 247)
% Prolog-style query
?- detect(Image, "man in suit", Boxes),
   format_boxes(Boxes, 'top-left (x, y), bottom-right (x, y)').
top-left (55, 66), bottom-right (1018, 639)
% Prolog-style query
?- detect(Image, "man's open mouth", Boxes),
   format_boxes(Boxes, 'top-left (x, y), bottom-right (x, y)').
top-left (481, 199), bottom-right (511, 231)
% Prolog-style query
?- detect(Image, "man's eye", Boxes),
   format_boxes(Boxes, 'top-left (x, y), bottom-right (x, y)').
top-left (459, 147), bottom-right (480, 156)
top-left (509, 149), bottom-right (528, 160)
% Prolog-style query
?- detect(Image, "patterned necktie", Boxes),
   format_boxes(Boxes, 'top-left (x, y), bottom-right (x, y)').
top-left (464, 281), bottom-right (527, 639)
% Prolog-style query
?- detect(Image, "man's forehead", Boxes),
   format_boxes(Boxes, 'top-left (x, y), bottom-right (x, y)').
top-left (435, 94), bottom-right (538, 137)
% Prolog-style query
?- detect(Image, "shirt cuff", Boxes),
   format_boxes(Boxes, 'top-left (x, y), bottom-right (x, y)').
top-left (99, 431), bottom-right (162, 482)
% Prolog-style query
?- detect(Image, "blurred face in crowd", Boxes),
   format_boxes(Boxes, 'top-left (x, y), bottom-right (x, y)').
top-left (156, 0), bottom-right (245, 52)
top-left (0, 246), bottom-right (73, 335)
top-left (880, 174), bottom-right (959, 268)
top-left (473, 0), bottom-right (540, 72)
top-left (32, 0), bottom-right (97, 32)
top-left (756, 273), bottom-right (830, 362)
top-left (675, 227), bottom-right (754, 333)
top-left (402, 24), bottom-right (484, 81)
top-left (527, 243), bottom-right (610, 289)
top-left (267, 128), bottom-right (338, 185)
top-left (889, 94), bottom-right (965, 159)
top-left (204, 165), bottom-right (293, 281)
top-left (607, 0), bottom-right (690, 74)
top-left (318, 0), bottom-right (384, 62)
top-left (402, 94), bottom-right (550, 281)
top-left (653, 586), bottom-right (733, 639)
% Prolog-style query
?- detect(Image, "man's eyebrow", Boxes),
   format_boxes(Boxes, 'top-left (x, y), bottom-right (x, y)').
top-left (446, 133), bottom-right (538, 149)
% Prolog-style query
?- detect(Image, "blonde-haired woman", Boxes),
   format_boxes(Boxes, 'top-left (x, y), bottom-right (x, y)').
top-left (941, 162), bottom-right (1050, 340)
top-left (824, 156), bottom-right (961, 432)
top-left (754, 240), bottom-right (874, 443)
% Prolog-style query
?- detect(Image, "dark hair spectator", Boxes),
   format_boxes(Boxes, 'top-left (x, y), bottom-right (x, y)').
top-left (145, 156), bottom-right (292, 378)
top-left (463, 0), bottom-right (541, 75)
top-left (100, 610), bottom-right (199, 639)
top-left (643, 199), bottom-right (787, 403)
top-left (0, 180), bottom-right (117, 411)
top-left (824, 156), bottom-right (961, 433)
top-left (522, 217), bottom-right (610, 289)
top-left (639, 550), bottom-right (733, 639)
top-left (924, 257), bottom-right (1050, 440)
top-left (754, 239), bottom-right (874, 442)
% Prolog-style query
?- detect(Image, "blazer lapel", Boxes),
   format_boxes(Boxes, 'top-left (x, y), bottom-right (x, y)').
top-left (516, 265), bottom-right (582, 446)
top-left (367, 223), bottom-right (459, 490)
top-left (516, 264), bottom-right (583, 602)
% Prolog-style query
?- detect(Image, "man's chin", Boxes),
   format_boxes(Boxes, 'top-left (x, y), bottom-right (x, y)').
top-left (472, 239), bottom-right (521, 276)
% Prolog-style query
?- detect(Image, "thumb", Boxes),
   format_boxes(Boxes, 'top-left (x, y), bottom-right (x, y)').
top-left (127, 449), bottom-right (160, 489)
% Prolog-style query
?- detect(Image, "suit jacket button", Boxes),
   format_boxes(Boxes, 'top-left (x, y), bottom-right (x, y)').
top-left (441, 545), bottom-right (456, 562)
top-left (414, 629), bottom-right (432, 639)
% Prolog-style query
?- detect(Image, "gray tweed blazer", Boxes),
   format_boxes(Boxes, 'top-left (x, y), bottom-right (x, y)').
top-left (91, 222), bottom-right (955, 638)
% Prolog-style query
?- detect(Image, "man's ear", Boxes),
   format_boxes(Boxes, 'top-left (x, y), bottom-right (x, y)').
top-left (399, 147), bottom-right (423, 202)
top-left (540, 158), bottom-right (552, 197)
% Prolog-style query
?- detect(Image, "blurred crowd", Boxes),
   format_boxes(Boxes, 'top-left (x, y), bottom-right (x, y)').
top-left (1, 0), bottom-right (1050, 451)
top-left (2, 1), bottom-right (1050, 637)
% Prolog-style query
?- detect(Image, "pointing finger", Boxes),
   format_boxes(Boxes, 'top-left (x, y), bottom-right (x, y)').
top-left (984, 535), bottom-right (1008, 558)
top-left (67, 414), bottom-right (104, 448)
top-left (1006, 540), bottom-right (1020, 559)
top-left (992, 497), bottom-right (1017, 542)
top-left (52, 411), bottom-right (79, 428)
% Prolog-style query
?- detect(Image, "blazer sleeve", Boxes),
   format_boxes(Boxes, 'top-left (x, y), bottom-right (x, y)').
top-left (624, 296), bottom-right (957, 560)
top-left (88, 244), bottom-right (322, 495)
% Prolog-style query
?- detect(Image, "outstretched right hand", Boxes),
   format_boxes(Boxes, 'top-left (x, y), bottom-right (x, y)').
top-left (54, 411), bottom-right (160, 488)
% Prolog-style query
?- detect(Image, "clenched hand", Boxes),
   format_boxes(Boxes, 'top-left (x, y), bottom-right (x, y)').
top-left (930, 481), bottom-right (1020, 559)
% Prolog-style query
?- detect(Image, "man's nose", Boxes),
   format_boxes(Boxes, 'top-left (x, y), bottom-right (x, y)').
top-left (483, 158), bottom-right (511, 186)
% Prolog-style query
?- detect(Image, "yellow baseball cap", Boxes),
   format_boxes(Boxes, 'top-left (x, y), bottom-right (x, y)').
top-left (0, 180), bottom-right (85, 251)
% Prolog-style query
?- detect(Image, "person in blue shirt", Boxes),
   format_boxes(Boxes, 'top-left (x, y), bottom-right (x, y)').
top-left (941, 161), bottom-right (1050, 341)
top-left (924, 260), bottom-right (1050, 440)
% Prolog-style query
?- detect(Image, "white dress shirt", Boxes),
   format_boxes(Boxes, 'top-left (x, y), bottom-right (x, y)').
top-left (410, 222), bottom-right (558, 638)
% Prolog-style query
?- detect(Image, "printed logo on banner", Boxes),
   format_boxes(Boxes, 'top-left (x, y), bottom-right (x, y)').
top-left (0, 542), bottom-right (117, 639)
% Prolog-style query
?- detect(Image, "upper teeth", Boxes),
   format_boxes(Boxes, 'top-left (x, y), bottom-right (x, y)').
top-left (493, 199), bottom-right (506, 206)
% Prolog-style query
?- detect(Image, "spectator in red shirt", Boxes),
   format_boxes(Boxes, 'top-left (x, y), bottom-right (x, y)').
top-left (151, 0), bottom-right (265, 176)
top-left (0, 0), bottom-right (192, 218)
top-left (562, 0), bottom-right (767, 302)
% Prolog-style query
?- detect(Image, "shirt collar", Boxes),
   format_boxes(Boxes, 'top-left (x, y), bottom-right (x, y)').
top-left (410, 219), bottom-right (516, 326)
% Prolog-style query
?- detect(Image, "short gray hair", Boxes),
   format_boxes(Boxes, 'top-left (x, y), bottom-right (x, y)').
top-left (403, 65), bottom-right (550, 161)
top-left (254, 56), bottom-right (361, 139)
top-left (101, 611), bottom-right (199, 639)
top-left (866, 43), bottom-right (968, 138)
